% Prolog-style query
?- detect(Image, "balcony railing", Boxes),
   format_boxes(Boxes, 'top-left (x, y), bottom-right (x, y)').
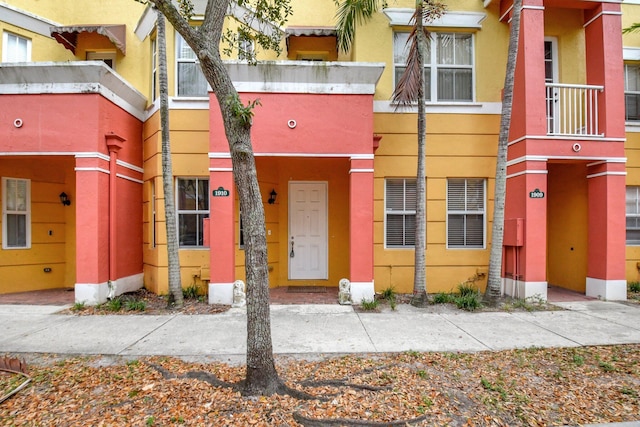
top-left (545, 83), bottom-right (604, 137)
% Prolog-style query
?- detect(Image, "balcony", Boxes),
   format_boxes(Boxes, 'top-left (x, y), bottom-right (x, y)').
top-left (545, 83), bottom-right (604, 138)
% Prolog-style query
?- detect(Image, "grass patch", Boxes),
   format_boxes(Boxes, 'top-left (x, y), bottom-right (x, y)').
top-left (629, 281), bottom-right (640, 293)
top-left (71, 301), bottom-right (87, 312)
top-left (360, 298), bottom-right (379, 311)
top-left (182, 284), bottom-right (200, 300)
top-left (124, 299), bottom-right (147, 312)
top-left (379, 286), bottom-right (397, 310)
top-left (103, 297), bottom-right (122, 312)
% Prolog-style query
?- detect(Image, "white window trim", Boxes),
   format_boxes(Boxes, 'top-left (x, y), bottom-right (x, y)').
top-left (384, 178), bottom-right (417, 249)
top-left (446, 178), bottom-right (486, 250)
top-left (393, 31), bottom-right (475, 103)
top-left (626, 186), bottom-right (640, 245)
top-left (2, 177), bottom-right (31, 250)
top-left (175, 32), bottom-right (209, 97)
top-left (175, 177), bottom-right (209, 248)
top-left (2, 31), bottom-right (32, 62)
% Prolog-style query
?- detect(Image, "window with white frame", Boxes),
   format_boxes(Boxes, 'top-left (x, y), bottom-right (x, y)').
top-left (625, 63), bottom-right (640, 121)
top-left (238, 32), bottom-right (254, 61)
top-left (176, 33), bottom-right (208, 96)
top-left (626, 186), bottom-right (640, 244)
top-left (177, 178), bottom-right (209, 247)
top-left (2, 178), bottom-right (31, 249)
top-left (394, 32), bottom-right (473, 102)
top-left (385, 179), bottom-right (416, 248)
top-left (2, 32), bottom-right (31, 62)
top-left (447, 178), bottom-right (485, 248)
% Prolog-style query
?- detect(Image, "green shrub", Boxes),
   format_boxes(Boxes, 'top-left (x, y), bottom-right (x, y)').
top-left (380, 286), bottom-right (397, 310)
top-left (125, 299), bottom-right (147, 311)
top-left (71, 301), bottom-right (87, 312)
top-left (454, 293), bottom-right (482, 311)
top-left (629, 281), bottom-right (640, 293)
top-left (432, 292), bottom-right (455, 304)
top-left (360, 298), bottom-right (379, 310)
top-left (182, 284), bottom-right (200, 299)
top-left (457, 282), bottom-right (478, 297)
top-left (105, 297), bottom-right (122, 312)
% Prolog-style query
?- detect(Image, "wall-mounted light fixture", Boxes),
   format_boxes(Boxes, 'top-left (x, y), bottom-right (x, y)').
top-left (59, 192), bottom-right (71, 206)
top-left (268, 189), bottom-right (277, 204)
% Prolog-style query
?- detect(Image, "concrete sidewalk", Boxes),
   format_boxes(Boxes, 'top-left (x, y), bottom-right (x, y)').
top-left (1, 300), bottom-right (640, 362)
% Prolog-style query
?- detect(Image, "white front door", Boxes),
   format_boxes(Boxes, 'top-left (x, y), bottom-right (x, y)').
top-left (288, 181), bottom-right (328, 280)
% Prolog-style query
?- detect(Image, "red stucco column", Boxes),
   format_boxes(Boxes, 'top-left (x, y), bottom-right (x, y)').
top-left (504, 160), bottom-right (548, 299)
top-left (74, 155), bottom-right (110, 303)
top-left (586, 162), bottom-right (627, 300)
top-left (584, 3), bottom-right (625, 139)
top-left (106, 133), bottom-right (125, 284)
top-left (509, 0), bottom-right (547, 140)
top-left (208, 155), bottom-right (236, 304)
top-left (349, 156), bottom-right (374, 302)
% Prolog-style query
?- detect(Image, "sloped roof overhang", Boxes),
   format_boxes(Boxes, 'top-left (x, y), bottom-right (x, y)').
top-left (0, 62), bottom-right (146, 120)
top-left (223, 60), bottom-right (385, 95)
top-left (50, 25), bottom-right (126, 55)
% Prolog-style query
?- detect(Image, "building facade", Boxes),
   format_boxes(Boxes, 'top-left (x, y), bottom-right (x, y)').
top-left (2, 0), bottom-right (640, 304)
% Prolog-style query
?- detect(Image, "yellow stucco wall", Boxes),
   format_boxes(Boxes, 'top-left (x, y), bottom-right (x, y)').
top-left (0, 157), bottom-right (76, 293)
top-left (624, 4), bottom-right (640, 285)
top-left (373, 112), bottom-right (499, 294)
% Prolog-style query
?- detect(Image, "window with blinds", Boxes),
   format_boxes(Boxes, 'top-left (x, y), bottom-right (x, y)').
top-left (447, 178), bottom-right (485, 249)
top-left (2, 32), bottom-right (31, 62)
top-left (385, 179), bottom-right (417, 248)
top-left (626, 186), bottom-right (640, 244)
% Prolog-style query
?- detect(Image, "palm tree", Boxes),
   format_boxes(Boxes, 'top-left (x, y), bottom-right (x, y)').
top-left (156, 8), bottom-right (184, 308)
top-left (484, 0), bottom-right (523, 303)
top-left (335, 0), bottom-right (444, 305)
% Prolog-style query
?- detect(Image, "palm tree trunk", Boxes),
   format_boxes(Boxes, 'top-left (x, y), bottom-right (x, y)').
top-left (485, 0), bottom-right (523, 302)
top-left (157, 9), bottom-right (183, 308)
top-left (412, 0), bottom-right (428, 306)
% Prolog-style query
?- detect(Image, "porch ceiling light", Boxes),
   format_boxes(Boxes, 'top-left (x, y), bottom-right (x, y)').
top-left (268, 189), bottom-right (277, 204)
top-left (59, 192), bottom-right (71, 206)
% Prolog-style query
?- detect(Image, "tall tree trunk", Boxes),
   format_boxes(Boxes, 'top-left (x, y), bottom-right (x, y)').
top-left (412, 1), bottom-right (428, 306)
top-left (485, 0), bottom-right (522, 303)
top-left (157, 9), bottom-right (183, 308)
top-left (153, 0), bottom-right (282, 395)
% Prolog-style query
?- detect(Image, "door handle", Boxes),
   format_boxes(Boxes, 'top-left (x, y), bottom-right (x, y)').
top-left (290, 239), bottom-right (295, 258)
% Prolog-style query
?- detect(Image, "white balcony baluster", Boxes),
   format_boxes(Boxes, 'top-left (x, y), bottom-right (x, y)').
top-left (545, 83), bottom-right (604, 137)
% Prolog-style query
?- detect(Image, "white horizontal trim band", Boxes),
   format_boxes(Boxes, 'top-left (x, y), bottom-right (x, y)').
top-left (116, 173), bottom-right (144, 184)
top-left (116, 159), bottom-right (144, 174)
top-left (584, 10), bottom-right (622, 28)
top-left (75, 152), bottom-right (111, 162)
top-left (350, 169), bottom-right (374, 173)
top-left (209, 168), bottom-right (234, 172)
top-left (75, 167), bottom-right (110, 174)
top-left (508, 134), bottom-right (625, 145)
top-left (351, 154), bottom-right (375, 160)
top-left (209, 153), bottom-right (232, 159)
top-left (506, 170), bottom-right (548, 179)
top-left (586, 171), bottom-right (627, 179)
top-left (507, 155), bottom-right (627, 167)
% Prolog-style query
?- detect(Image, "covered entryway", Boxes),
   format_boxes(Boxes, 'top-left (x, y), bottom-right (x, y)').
top-left (546, 162), bottom-right (588, 293)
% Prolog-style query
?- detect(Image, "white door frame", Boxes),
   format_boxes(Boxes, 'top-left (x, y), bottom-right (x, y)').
top-left (288, 181), bottom-right (328, 280)
top-left (545, 37), bottom-right (559, 134)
